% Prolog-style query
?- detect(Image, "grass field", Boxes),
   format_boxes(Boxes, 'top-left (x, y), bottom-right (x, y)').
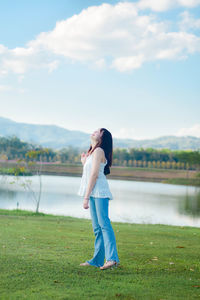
top-left (0, 208), bottom-right (200, 299)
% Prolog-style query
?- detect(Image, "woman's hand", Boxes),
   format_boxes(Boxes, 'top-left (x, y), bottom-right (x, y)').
top-left (81, 152), bottom-right (88, 165)
top-left (83, 198), bottom-right (89, 209)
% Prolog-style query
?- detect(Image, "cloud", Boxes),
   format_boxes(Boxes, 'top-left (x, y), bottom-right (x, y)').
top-left (178, 11), bottom-right (200, 31)
top-left (93, 58), bottom-right (106, 69)
top-left (0, 43), bottom-right (60, 76)
top-left (2, 58), bottom-right (28, 74)
top-left (18, 88), bottom-right (27, 94)
top-left (137, 0), bottom-right (200, 12)
top-left (113, 127), bottom-right (137, 139)
top-left (47, 60), bottom-right (60, 73)
top-left (18, 75), bottom-right (25, 83)
top-left (176, 124), bottom-right (200, 138)
top-left (0, 2), bottom-right (200, 74)
top-left (0, 44), bottom-right (7, 54)
top-left (31, 2), bottom-right (199, 71)
top-left (112, 127), bottom-right (151, 140)
top-left (111, 54), bottom-right (145, 71)
top-left (0, 84), bottom-right (28, 94)
top-left (0, 85), bottom-right (12, 92)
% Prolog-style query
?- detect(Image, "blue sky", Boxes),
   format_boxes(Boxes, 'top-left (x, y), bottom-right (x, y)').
top-left (0, 0), bottom-right (200, 140)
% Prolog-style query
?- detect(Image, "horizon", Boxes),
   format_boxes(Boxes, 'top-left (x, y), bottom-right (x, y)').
top-left (0, 115), bottom-right (199, 142)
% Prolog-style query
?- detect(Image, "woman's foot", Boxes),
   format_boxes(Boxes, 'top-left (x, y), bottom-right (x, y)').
top-left (100, 260), bottom-right (118, 270)
top-left (79, 262), bottom-right (91, 266)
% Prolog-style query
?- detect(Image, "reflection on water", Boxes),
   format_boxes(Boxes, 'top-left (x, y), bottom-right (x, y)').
top-left (0, 189), bottom-right (16, 200)
top-left (179, 188), bottom-right (200, 217)
top-left (0, 175), bottom-right (200, 227)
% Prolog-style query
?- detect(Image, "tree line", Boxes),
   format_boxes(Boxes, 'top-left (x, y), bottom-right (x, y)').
top-left (0, 136), bottom-right (200, 170)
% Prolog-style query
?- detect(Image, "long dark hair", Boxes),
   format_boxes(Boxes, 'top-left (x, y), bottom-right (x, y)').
top-left (86, 128), bottom-right (113, 175)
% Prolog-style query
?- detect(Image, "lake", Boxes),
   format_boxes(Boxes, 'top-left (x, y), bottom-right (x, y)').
top-left (0, 174), bottom-right (200, 228)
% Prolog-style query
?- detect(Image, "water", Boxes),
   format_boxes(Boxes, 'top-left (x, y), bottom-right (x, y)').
top-left (0, 174), bottom-right (200, 227)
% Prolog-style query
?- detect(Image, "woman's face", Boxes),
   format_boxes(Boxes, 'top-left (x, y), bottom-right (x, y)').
top-left (91, 128), bottom-right (102, 142)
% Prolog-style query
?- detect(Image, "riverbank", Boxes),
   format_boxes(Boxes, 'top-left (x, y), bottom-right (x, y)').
top-left (0, 161), bottom-right (200, 187)
top-left (0, 208), bottom-right (200, 299)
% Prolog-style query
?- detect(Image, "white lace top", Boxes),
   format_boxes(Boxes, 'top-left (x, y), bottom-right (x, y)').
top-left (77, 153), bottom-right (113, 200)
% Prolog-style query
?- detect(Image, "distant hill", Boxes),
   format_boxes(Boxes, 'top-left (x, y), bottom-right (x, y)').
top-left (0, 116), bottom-right (199, 150)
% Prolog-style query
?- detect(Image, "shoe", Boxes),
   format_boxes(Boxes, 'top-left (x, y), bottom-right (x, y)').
top-left (79, 262), bottom-right (91, 266)
top-left (100, 260), bottom-right (118, 270)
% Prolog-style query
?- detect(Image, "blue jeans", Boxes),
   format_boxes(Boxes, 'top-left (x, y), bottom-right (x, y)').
top-left (86, 196), bottom-right (120, 267)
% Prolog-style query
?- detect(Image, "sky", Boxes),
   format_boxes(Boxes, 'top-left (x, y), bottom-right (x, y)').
top-left (0, 0), bottom-right (200, 140)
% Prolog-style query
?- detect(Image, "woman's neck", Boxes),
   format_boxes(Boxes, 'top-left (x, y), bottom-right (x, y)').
top-left (88, 142), bottom-right (98, 155)
top-left (91, 141), bottom-right (98, 149)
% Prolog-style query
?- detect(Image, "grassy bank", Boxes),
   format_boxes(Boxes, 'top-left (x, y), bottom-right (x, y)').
top-left (0, 209), bottom-right (200, 300)
top-left (162, 178), bottom-right (200, 186)
top-left (0, 161), bottom-right (200, 187)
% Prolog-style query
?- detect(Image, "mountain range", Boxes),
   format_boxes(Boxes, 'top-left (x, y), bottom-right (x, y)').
top-left (0, 116), bottom-right (199, 151)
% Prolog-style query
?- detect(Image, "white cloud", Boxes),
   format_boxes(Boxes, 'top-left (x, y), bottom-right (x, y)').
top-left (47, 60), bottom-right (60, 73)
top-left (0, 2), bottom-right (200, 74)
top-left (18, 75), bottom-right (25, 83)
top-left (18, 88), bottom-right (27, 94)
top-left (176, 124), bottom-right (200, 138)
top-left (0, 44), bottom-right (7, 54)
top-left (112, 127), bottom-right (150, 140)
top-left (93, 58), bottom-right (106, 69)
top-left (179, 11), bottom-right (200, 31)
top-left (137, 0), bottom-right (200, 11)
top-left (2, 58), bottom-right (28, 74)
top-left (11, 46), bottom-right (36, 56)
top-left (0, 84), bottom-right (12, 92)
top-left (0, 43), bottom-right (60, 76)
top-left (111, 54), bottom-right (145, 71)
top-left (0, 84), bottom-right (28, 94)
top-left (113, 127), bottom-right (137, 139)
top-left (25, 2), bottom-right (200, 71)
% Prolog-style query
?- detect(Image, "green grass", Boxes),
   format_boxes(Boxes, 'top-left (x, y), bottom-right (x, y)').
top-left (0, 167), bottom-right (32, 176)
top-left (0, 208), bottom-right (200, 300)
top-left (163, 178), bottom-right (200, 187)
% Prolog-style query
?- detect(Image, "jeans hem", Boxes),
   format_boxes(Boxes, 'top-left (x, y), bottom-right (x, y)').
top-left (106, 258), bottom-right (120, 263)
top-left (86, 260), bottom-right (103, 267)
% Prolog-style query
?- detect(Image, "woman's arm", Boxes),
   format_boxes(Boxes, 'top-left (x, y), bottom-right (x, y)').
top-left (83, 148), bottom-right (102, 207)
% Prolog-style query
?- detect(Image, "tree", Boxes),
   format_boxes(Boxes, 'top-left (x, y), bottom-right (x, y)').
top-left (24, 149), bottom-right (49, 213)
top-left (6, 148), bottom-right (50, 213)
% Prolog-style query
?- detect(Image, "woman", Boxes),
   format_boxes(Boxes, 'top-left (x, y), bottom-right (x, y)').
top-left (77, 128), bottom-right (120, 270)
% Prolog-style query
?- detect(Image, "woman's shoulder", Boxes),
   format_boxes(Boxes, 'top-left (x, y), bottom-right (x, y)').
top-left (93, 147), bottom-right (104, 155)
